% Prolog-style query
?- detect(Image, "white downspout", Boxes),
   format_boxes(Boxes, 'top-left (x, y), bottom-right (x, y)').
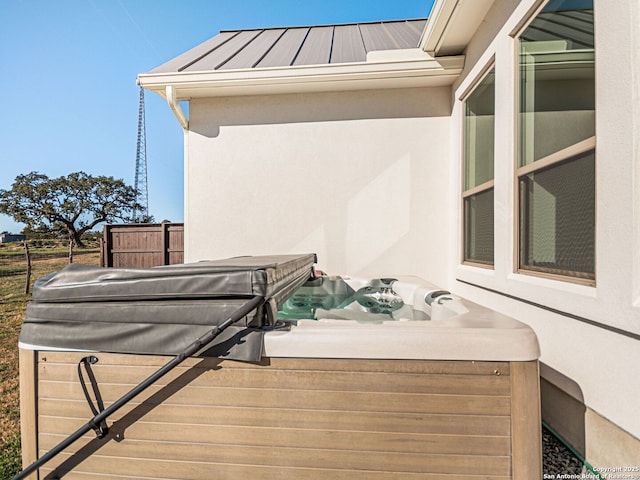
top-left (165, 85), bottom-right (188, 130)
top-left (182, 119), bottom-right (190, 261)
top-left (164, 85), bottom-right (190, 260)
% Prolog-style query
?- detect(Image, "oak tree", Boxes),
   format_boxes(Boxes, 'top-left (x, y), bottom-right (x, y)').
top-left (0, 171), bottom-right (141, 247)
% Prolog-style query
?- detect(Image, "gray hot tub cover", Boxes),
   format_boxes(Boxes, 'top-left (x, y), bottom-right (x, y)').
top-left (20, 253), bottom-right (316, 361)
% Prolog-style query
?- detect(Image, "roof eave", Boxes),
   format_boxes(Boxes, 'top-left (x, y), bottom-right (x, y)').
top-left (137, 53), bottom-right (465, 100)
top-left (420, 0), bottom-right (496, 56)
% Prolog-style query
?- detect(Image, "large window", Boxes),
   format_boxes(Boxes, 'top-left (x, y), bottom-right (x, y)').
top-left (463, 66), bottom-right (495, 266)
top-left (516, 0), bottom-right (595, 283)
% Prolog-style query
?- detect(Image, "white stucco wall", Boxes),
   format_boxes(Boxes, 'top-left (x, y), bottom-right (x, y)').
top-left (450, 0), bottom-right (640, 451)
top-left (176, 0), bottom-right (640, 460)
top-left (185, 87), bottom-right (452, 286)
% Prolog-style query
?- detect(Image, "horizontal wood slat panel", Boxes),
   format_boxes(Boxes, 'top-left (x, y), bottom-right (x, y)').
top-left (39, 363), bottom-right (510, 396)
top-left (38, 351), bottom-right (511, 375)
top-left (44, 474), bottom-right (169, 480)
top-left (42, 458), bottom-right (512, 480)
top-left (51, 473), bottom-right (511, 480)
top-left (40, 418), bottom-right (511, 456)
top-left (39, 381), bottom-right (511, 415)
top-left (33, 352), bottom-right (519, 479)
top-left (38, 441), bottom-right (510, 475)
top-left (39, 399), bottom-right (512, 436)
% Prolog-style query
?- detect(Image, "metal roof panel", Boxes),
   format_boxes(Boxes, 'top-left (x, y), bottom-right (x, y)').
top-left (383, 21), bottom-right (416, 49)
top-left (331, 24), bottom-right (367, 64)
top-left (182, 30), bottom-right (262, 71)
top-left (255, 27), bottom-right (310, 68)
top-left (148, 19), bottom-right (428, 74)
top-left (218, 29), bottom-right (287, 70)
top-left (148, 31), bottom-right (239, 74)
top-left (293, 25), bottom-right (334, 66)
top-left (359, 22), bottom-right (398, 52)
top-left (385, 20), bottom-right (426, 48)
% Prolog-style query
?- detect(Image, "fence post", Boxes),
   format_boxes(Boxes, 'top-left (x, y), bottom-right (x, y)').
top-left (162, 222), bottom-right (170, 265)
top-left (23, 241), bottom-right (31, 294)
top-left (103, 225), bottom-right (112, 267)
top-left (68, 234), bottom-right (74, 264)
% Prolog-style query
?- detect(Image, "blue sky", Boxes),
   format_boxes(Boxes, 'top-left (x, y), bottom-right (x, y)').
top-left (0, 0), bottom-right (434, 234)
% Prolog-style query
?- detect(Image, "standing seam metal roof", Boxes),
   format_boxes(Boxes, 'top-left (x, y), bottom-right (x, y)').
top-left (149, 19), bottom-right (427, 74)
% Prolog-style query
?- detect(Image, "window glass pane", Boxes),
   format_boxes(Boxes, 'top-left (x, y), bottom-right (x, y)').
top-left (464, 188), bottom-right (494, 264)
top-left (518, 0), bottom-right (594, 167)
top-left (519, 149), bottom-right (595, 277)
top-left (464, 68), bottom-right (495, 190)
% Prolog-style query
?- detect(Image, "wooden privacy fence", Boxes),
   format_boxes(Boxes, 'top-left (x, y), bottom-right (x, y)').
top-left (102, 223), bottom-right (184, 268)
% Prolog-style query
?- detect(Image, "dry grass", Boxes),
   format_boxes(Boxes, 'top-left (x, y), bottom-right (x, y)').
top-left (0, 248), bottom-right (100, 477)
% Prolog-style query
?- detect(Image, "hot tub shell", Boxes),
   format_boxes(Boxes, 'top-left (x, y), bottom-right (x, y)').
top-left (18, 261), bottom-right (541, 480)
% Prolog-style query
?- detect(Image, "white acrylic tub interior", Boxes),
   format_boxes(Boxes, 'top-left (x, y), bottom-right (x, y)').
top-left (267, 275), bottom-right (540, 362)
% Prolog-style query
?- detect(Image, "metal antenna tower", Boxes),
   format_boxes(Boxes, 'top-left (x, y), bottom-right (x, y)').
top-left (134, 86), bottom-right (149, 222)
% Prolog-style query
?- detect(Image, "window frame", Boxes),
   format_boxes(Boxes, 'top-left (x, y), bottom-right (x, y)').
top-left (460, 63), bottom-right (497, 268)
top-left (513, 0), bottom-right (596, 286)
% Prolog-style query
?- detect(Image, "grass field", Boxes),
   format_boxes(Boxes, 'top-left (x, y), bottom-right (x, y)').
top-left (0, 246), bottom-right (100, 479)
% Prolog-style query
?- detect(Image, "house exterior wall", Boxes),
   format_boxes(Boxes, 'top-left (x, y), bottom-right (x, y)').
top-left (450, 0), bottom-right (640, 464)
top-left (177, 0), bottom-right (640, 465)
top-left (0, 233), bottom-right (26, 243)
top-left (185, 87), bottom-right (453, 286)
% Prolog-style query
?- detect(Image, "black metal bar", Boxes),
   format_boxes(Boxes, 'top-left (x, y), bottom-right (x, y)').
top-left (12, 294), bottom-right (265, 480)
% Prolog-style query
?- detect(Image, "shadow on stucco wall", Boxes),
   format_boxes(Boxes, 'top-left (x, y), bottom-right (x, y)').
top-left (189, 86), bottom-right (452, 139)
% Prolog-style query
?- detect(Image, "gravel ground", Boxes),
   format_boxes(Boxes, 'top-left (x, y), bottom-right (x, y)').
top-left (543, 426), bottom-right (591, 476)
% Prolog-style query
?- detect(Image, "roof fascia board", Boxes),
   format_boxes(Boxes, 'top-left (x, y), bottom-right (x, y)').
top-left (366, 48), bottom-right (435, 63)
top-left (138, 53), bottom-right (464, 100)
top-left (419, 0), bottom-right (460, 55)
top-left (419, 0), bottom-right (495, 56)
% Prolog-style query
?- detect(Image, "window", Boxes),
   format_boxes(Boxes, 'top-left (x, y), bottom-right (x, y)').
top-left (516, 0), bottom-right (595, 283)
top-left (463, 66), bottom-right (495, 265)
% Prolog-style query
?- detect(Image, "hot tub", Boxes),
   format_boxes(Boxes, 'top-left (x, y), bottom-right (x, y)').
top-left (17, 255), bottom-right (541, 480)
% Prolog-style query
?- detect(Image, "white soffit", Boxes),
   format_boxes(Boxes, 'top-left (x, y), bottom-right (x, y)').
top-left (420, 0), bottom-right (496, 56)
